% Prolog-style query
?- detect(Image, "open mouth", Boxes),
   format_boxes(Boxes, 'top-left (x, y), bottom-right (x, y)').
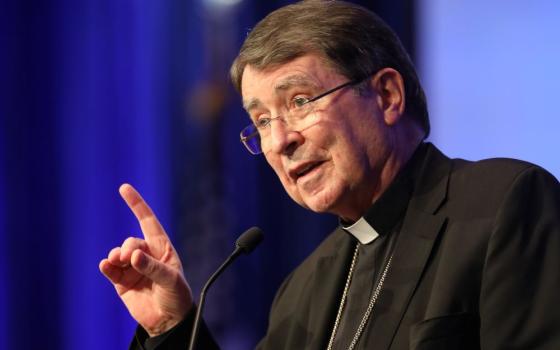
top-left (295, 161), bottom-right (325, 179)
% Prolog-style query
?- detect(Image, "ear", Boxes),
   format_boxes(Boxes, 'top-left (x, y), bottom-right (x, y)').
top-left (371, 68), bottom-right (406, 126)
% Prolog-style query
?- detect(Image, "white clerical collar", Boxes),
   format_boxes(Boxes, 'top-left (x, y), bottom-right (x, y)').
top-left (341, 217), bottom-right (379, 245)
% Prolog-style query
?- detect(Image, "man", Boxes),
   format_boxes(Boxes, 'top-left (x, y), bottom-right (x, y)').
top-left (99, 1), bottom-right (560, 349)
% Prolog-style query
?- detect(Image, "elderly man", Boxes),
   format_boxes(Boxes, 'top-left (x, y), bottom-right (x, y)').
top-left (100, 1), bottom-right (560, 349)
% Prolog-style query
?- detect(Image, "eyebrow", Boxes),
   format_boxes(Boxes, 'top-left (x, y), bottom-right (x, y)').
top-left (243, 98), bottom-right (262, 114)
top-left (242, 74), bottom-right (319, 113)
top-left (274, 74), bottom-right (317, 91)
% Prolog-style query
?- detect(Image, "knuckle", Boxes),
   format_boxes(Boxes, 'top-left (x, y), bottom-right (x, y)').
top-left (108, 247), bottom-right (121, 260)
top-left (122, 236), bottom-right (138, 247)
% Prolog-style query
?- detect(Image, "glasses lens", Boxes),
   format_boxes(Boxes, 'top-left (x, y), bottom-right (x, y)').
top-left (240, 124), bottom-right (262, 155)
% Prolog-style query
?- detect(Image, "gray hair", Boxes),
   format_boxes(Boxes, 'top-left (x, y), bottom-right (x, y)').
top-left (230, 0), bottom-right (430, 137)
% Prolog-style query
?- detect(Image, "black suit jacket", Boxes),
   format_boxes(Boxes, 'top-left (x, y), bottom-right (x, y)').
top-left (132, 143), bottom-right (560, 349)
top-left (256, 143), bottom-right (560, 349)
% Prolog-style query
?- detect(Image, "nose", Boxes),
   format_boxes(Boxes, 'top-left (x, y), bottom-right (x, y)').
top-left (267, 117), bottom-right (304, 155)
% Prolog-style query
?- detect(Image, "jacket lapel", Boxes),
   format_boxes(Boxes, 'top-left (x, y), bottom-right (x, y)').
top-left (307, 230), bottom-right (355, 350)
top-left (364, 144), bottom-right (453, 349)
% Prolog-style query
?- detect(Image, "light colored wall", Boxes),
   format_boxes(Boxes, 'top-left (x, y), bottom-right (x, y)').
top-left (418, 0), bottom-right (560, 178)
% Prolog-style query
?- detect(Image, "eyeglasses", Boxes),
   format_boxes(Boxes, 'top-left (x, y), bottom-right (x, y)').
top-left (240, 75), bottom-right (369, 155)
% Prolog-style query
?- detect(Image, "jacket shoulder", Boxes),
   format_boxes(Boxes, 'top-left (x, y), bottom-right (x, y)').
top-left (444, 155), bottom-right (559, 218)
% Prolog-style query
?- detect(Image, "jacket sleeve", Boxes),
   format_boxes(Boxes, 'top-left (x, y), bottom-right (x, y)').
top-left (480, 166), bottom-right (560, 349)
top-left (128, 307), bottom-right (220, 350)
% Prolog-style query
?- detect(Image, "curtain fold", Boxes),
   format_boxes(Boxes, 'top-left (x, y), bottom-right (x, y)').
top-left (0, 1), bottom-right (411, 349)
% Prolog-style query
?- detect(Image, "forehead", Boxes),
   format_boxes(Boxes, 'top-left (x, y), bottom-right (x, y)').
top-left (240, 55), bottom-right (344, 109)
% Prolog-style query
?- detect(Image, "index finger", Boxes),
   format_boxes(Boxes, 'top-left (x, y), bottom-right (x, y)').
top-left (119, 183), bottom-right (168, 241)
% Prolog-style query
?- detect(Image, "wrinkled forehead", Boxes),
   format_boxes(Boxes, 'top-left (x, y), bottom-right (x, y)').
top-left (240, 55), bottom-right (344, 108)
top-left (242, 73), bottom-right (319, 112)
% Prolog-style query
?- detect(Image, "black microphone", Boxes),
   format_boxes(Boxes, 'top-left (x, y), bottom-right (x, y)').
top-left (188, 227), bottom-right (264, 350)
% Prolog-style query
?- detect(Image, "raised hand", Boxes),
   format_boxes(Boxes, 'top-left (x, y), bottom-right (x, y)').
top-left (99, 183), bottom-right (192, 336)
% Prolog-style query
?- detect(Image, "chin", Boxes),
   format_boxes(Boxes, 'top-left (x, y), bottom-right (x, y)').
top-left (301, 190), bottom-right (342, 215)
top-left (286, 179), bottom-right (347, 215)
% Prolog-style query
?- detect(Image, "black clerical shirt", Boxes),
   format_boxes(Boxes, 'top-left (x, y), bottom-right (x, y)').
top-left (333, 145), bottom-right (422, 349)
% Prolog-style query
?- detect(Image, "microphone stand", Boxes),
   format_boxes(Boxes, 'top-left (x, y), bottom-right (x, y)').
top-left (188, 227), bottom-right (263, 350)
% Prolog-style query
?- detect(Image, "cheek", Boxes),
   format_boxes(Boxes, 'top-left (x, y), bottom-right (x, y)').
top-left (329, 112), bottom-right (382, 171)
top-left (331, 155), bottom-right (361, 190)
top-left (328, 139), bottom-right (372, 191)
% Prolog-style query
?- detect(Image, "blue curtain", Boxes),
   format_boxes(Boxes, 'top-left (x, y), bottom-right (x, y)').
top-left (1, 1), bottom-right (176, 348)
top-left (0, 1), bottom-right (405, 349)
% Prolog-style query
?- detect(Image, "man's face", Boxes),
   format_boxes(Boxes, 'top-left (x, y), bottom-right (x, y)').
top-left (240, 54), bottom-right (393, 221)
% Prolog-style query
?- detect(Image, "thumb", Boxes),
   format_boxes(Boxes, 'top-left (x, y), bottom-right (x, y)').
top-left (130, 249), bottom-right (180, 288)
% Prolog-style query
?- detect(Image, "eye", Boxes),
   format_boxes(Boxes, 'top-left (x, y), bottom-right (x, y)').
top-left (255, 117), bottom-right (271, 129)
top-left (292, 96), bottom-right (310, 108)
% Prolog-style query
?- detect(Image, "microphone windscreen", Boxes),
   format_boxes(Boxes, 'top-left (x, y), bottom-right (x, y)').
top-left (236, 226), bottom-right (264, 254)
